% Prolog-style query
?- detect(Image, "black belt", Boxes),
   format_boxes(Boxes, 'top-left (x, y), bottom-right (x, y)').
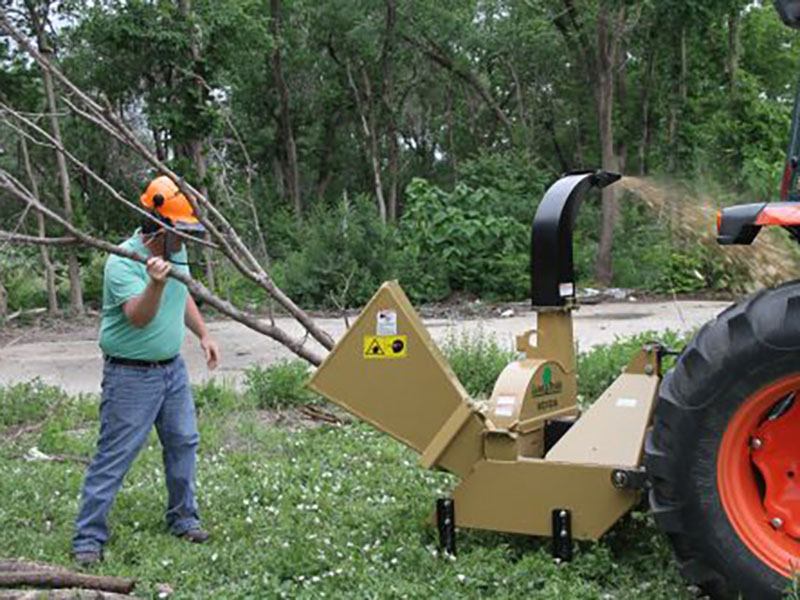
top-left (104, 355), bottom-right (178, 368)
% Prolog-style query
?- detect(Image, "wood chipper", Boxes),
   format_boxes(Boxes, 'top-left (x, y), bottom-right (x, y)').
top-left (310, 170), bottom-right (670, 568)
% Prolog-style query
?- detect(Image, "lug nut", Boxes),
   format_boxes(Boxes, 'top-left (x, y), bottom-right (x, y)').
top-left (771, 517), bottom-right (783, 529)
top-left (750, 437), bottom-right (763, 450)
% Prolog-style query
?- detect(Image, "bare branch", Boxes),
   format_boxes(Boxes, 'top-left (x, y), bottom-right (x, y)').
top-left (0, 102), bottom-right (218, 250)
top-left (0, 169), bottom-right (326, 365)
top-left (403, 33), bottom-right (513, 132)
top-left (0, 231), bottom-right (78, 245)
top-left (0, 12), bottom-right (335, 352)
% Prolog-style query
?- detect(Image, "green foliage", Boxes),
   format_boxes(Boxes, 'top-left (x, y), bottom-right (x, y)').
top-left (193, 378), bottom-right (244, 413)
top-left (0, 347), bottom-right (692, 598)
top-left (3, 254), bottom-right (47, 312)
top-left (577, 331), bottom-right (687, 405)
top-left (211, 264), bottom-right (269, 310)
top-left (654, 251), bottom-right (708, 294)
top-left (441, 330), bottom-right (517, 399)
top-left (81, 250), bottom-right (107, 307)
top-left (0, 380), bottom-right (68, 428)
top-left (398, 179), bottom-right (530, 301)
top-left (0, 380), bottom-right (94, 436)
top-left (692, 72), bottom-right (789, 197)
top-left (455, 150), bottom-right (551, 223)
top-left (244, 359), bottom-right (320, 410)
top-left (5, 0), bottom-right (800, 314)
top-left (274, 195), bottom-right (397, 308)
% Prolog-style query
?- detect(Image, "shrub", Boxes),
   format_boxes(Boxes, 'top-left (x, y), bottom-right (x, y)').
top-left (193, 377), bottom-right (243, 413)
top-left (398, 179), bottom-right (529, 301)
top-left (3, 253), bottom-right (46, 311)
top-left (211, 263), bottom-right (269, 310)
top-left (577, 331), bottom-right (687, 405)
top-left (274, 194), bottom-right (397, 308)
top-left (244, 359), bottom-right (320, 410)
top-left (441, 329), bottom-right (517, 398)
top-left (456, 149), bottom-right (551, 223)
top-left (0, 379), bottom-right (69, 428)
top-left (81, 250), bottom-right (107, 307)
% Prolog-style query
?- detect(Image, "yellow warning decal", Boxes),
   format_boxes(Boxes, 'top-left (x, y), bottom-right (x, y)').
top-left (363, 335), bottom-right (408, 359)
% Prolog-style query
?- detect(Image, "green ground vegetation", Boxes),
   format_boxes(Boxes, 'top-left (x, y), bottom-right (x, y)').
top-left (0, 333), bottom-right (705, 599)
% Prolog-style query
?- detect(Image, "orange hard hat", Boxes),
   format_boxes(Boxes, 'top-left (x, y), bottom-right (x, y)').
top-left (140, 175), bottom-right (204, 231)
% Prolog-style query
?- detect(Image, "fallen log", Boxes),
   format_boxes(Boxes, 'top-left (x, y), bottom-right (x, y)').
top-left (0, 560), bottom-right (69, 574)
top-left (0, 573), bottom-right (135, 595)
top-left (5, 308), bottom-right (46, 322)
top-left (0, 589), bottom-right (132, 599)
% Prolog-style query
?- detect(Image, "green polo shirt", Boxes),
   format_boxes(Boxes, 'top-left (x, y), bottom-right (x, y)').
top-left (98, 231), bottom-right (190, 360)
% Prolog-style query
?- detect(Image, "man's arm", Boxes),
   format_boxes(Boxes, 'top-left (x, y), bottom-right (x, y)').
top-left (123, 257), bottom-right (171, 328)
top-left (186, 293), bottom-right (219, 370)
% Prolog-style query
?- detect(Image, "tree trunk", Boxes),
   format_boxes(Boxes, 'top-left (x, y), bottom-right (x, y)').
top-left (315, 109), bottom-right (338, 202)
top-left (727, 9), bottom-right (740, 91)
top-left (21, 136), bottom-right (58, 314)
top-left (593, 3), bottom-right (624, 286)
top-left (667, 26), bottom-right (687, 173)
top-left (26, 1), bottom-right (83, 314)
top-left (615, 39), bottom-right (628, 175)
top-left (152, 127), bottom-right (166, 161)
top-left (178, 0), bottom-right (216, 291)
top-left (194, 154), bottom-right (216, 292)
top-left (638, 43), bottom-right (656, 175)
top-left (270, 0), bottom-right (302, 220)
top-left (346, 62), bottom-right (387, 223)
top-left (382, 0), bottom-right (399, 221)
top-left (573, 117), bottom-right (586, 167)
top-left (0, 278), bottom-right (7, 320)
top-left (446, 81), bottom-right (457, 181)
top-left (545, 109), bottom-right (569, 173)
top-left (509, 61), bottom-right (528, 132)
top-left (595, 73), bottom-right (619, 286)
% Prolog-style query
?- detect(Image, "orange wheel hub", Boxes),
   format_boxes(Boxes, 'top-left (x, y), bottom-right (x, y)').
top-left (718, 375), bottom-right (800, 578)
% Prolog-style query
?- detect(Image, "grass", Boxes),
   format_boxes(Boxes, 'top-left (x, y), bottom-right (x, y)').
top-left (0, 334), bottom-right (705, 599)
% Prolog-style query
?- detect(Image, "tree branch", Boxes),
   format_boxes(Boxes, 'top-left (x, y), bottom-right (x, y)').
top-left (0, 13), bottom-right (335, 352)
top-left (403, 34), bottom-right (513, 132)
top-left (0, 170), bottom-right (326, 366)
top-left (0, 102), bottom-right (218, 250)
top-left (0, 231), bottom-right (78, 245)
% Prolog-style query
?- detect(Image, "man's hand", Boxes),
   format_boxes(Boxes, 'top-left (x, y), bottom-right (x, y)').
top-left (146, 256), bottom-right (171, 285)
top-left (200, 335), bottom-right (220, 370)
top-left (123, 257), bottom-right (171, 327)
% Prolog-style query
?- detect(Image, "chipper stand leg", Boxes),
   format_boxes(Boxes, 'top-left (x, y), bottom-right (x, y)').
top-left (436, 498), bottom-right (456, 556)
top-left (552, 508), bottom-right (573, 561)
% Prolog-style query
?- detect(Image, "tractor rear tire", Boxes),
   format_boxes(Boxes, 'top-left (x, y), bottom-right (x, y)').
top-left (646, 282), bottom-right (800, 600)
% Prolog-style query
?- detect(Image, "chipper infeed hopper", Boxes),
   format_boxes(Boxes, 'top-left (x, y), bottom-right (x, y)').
top-left (309, 171), bottom-right (665, 557)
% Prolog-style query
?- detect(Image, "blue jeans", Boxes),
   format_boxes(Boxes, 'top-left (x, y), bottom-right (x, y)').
top-left (73, 356), bottom-right (200, 553)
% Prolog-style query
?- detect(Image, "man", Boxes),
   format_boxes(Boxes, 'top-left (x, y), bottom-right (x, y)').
top-left (72, 176), bottom-right (220, 565)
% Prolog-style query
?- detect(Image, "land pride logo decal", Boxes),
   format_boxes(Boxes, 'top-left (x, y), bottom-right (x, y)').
top-left (531, 365), bottom-right (562, 398)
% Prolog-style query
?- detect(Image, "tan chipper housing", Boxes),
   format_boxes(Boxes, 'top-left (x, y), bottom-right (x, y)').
top-left (310, 171), bottom-right (665, 558)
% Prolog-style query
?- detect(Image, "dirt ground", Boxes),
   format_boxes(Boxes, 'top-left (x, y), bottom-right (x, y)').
top-left (0, 299), bottom-right (730, 395)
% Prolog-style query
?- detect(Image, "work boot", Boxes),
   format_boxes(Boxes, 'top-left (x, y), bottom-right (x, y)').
top-left (180, 528), bottom-right (210, 544)
top-left (73, 550), bottom-right (102, 567)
